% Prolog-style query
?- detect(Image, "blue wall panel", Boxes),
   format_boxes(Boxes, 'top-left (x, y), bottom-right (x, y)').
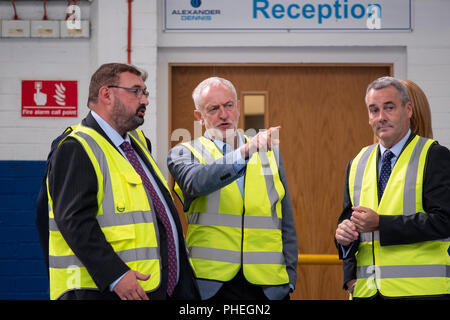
top-left (0, 161), bottom-right (49, 300)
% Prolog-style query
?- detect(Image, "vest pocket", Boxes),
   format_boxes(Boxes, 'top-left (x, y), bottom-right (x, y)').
top-left (102, 225), bottom-right (136, 252)
top-left (116, 170), bottom-right (149, 213)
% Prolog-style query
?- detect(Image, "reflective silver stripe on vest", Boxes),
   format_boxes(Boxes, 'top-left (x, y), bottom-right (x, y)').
top-left (188, 212), bottom-right (281, 230)
top-left (76, 131), bottom-right (116, 217)
top-left (49, 210), bottom-right (153, 231)
top-left (128, 130), bottom-right (142, 145)
top-left (129, 130), bottom-right (151, 155)
top-left (360, 232), bottom-right (450, 244)
top-left (360, 231), bottom-right (380, 243)
top-left (403, 137), bottom-right (427, 216)
top-left (49, 247), bottom-right (159, 269)
top-left (356, 264), bottom-right (450, 279)
top-left (258, 150), bottom-right (273, 177)
top-left (185, 139), bottom-right (217, 165)
top-left (189, 247), bottom-right (285, 265)
top-left (206, 189), bottom-right (221, 213)
top-left (128, 130), bottom-right (138, 139)
top-left (258, 151), bottom-right (280, 221)
top-left (353, 144), bottom-right (377, 207)
top-left (244, 251), bottom-right (285, 265)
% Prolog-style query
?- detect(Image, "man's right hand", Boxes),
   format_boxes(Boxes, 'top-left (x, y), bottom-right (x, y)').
top-left (335, 219), bottom-right (359, 246)
top-left (240, 126), bottom-right (281, 159)
top-left (114, 270), bottom-right (151, 300)
top-left (346, 279), bottom-right (356, 294)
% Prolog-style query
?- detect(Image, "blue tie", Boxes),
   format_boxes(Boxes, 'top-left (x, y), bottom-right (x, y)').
top-left (378, 149), bottom-right (395, 199)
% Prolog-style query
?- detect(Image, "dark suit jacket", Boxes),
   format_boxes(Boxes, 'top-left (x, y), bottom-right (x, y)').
top-left (47, 112), bottom-right (199, 300)
top-left (336, 132), bottom-right (450, 293)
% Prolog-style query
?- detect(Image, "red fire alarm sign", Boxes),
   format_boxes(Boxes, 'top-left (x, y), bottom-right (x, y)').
top-left (21, 80), bottom-right (78, 117)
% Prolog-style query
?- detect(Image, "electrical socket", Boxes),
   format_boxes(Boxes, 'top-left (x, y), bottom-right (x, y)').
top-left (60, 20), bottom-right (90, 38)
top-left (31, 20), bottom-right (60, 38)
top-left (1, 20), bottom-right (31, 37)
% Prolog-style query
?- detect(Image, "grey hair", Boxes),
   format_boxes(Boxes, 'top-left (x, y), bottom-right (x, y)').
top-left (192, 77), bottom-right (238, 111)
top-left (366, 76), bottom-right (411, 106)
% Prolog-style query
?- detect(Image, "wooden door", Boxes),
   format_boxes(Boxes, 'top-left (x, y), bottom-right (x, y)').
top-left (169, 64), bottom-right (391, 300)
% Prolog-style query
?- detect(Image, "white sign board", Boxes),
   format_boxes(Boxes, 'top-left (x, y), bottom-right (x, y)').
top-left (164, 0), bottom-right (411, 31)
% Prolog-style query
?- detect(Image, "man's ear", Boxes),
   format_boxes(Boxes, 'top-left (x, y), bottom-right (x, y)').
top-left (405, 101), bottom-right (413, 119)
top-left (194, 109), bottom-right (204, 125)
top-left (98, 86), bottom-right (113, 105)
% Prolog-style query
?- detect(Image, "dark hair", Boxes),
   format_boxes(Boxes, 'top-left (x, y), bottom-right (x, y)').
top-left (366, 76), bottom-right (411, 106)
top-left (87, 63), bottom-right (146, 107)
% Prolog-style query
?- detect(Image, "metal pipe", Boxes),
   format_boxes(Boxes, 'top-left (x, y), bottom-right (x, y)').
top-left (298, 254), bottom-right (341, 265)
top-left (127, 0), bottom-right (133, 64)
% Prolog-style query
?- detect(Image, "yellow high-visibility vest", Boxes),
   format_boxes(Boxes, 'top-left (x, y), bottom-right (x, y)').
top-left (174, 136), bottom-right (289, 285)
top-left (48, 125), bottom-right (169, 299)
top-left (349, 135), bottom-right (450, 298)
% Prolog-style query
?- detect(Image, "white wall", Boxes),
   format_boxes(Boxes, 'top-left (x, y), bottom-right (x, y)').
top-left (0, 0), bottom-right (158, 161)
top-left (0, 1), bottom-right (91, 160)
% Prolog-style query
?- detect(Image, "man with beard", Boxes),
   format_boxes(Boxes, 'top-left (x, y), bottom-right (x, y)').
top-left (46, 63), bottom-right (199, 300)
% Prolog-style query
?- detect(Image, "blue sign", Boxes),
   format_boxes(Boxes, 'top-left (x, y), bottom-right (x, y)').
top-left (164, 0), bottom-right (411, 31)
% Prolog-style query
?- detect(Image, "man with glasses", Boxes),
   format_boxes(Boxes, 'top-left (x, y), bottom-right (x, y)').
top-left (45, 63), bottom-right (199, 300)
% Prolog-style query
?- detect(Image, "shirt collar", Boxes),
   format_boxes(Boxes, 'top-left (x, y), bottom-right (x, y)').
top-left (90, 110), bottom-right (130, 148)
top-left (379, 129), bottom-right (411, 158)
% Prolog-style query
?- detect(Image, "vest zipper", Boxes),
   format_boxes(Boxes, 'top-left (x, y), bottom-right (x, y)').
top-left (240, 206), bottom-right (245, 268)
top-left (371, 231), bottom-right (379, 292)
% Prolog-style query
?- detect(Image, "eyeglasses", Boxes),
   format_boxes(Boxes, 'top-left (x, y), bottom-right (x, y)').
top-left (108, 85), bottom-right (149, 98)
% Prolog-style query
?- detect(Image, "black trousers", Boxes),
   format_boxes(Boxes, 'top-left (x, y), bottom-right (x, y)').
top-left (208, 270), bottom-right (289, 300)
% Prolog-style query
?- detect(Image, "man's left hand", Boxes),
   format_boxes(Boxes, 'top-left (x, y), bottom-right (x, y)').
top-left (350, 206), bottom-right (379, 233)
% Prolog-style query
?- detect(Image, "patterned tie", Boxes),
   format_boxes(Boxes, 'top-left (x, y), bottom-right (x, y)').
top-left (120, 141), bottom-right (177, 296)
top-left (378, 149), bottom-right (395, 199)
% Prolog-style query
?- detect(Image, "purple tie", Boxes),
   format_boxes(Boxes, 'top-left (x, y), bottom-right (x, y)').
top-left (120, 141), bottom-right (177, 296)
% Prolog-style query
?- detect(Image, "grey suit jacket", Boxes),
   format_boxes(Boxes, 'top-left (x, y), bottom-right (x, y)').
top-left (167, 133), bottom-right (298, 300)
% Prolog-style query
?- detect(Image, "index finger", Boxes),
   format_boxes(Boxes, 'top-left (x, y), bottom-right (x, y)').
top-left (269, 126), bottom-right (281, 132)
top-left (352, 206), bottom-right (370, 214)
top-left (267, 126), bottom-right (281, 141)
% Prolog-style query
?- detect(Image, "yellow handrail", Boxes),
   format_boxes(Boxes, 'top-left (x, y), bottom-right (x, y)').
top-left (298, 254), bottom-right (341, 265)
